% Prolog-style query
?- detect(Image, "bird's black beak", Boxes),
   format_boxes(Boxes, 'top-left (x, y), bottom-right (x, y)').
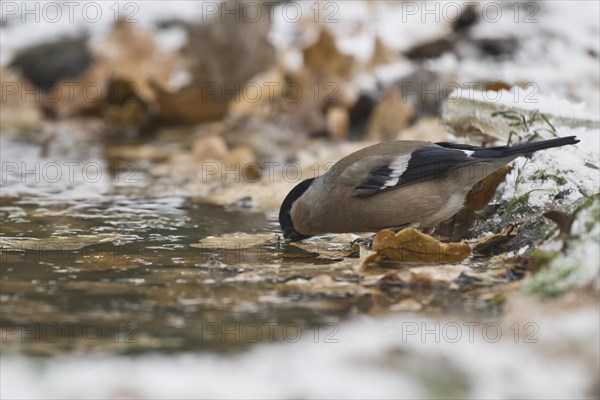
top-left (282, 226), bottom-right (311, 242)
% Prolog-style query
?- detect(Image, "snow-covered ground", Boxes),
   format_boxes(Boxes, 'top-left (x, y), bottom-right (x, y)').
top-left (2, 306), bottom-right (598, 399)
top-left (3, 1), bottom-right (598, 112)
top-left (1, 1), bottom-right (599, 398)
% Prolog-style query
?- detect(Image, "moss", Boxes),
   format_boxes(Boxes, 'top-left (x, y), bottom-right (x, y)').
top-left (488, 293), bottom-right (506, 307)
top-left (531, 170), bottom-right (568, 186)
top-left (502, 189), bottom-right (543, 216)
top-left (542, 225), bottom-right (559, 241)
top-left (529, 249), bottom-right (560, 263)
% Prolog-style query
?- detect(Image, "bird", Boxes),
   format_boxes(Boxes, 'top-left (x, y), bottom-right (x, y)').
top-left (279, 136), bottom-right (579, 241)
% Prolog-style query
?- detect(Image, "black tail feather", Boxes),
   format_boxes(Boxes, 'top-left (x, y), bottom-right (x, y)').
top-left (471, 136), bottom-right (580, 159)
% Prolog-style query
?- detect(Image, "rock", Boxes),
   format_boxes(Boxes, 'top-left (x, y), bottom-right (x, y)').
top-left (405, 28), bottom-right (517, 61)
top-left (9, 36), bottom-right (92, 90)
top-left (405, 36), bottom-right (455, 60)
top-left (477, 37), bottom-right (519, 57)
top-left (348, 94), bottom-right (377, 139)
top-left (453, 3), bottom-right (479, 32)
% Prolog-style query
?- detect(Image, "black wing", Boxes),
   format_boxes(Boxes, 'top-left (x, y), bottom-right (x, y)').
top-left (353, 145), bottom-right (476, 197)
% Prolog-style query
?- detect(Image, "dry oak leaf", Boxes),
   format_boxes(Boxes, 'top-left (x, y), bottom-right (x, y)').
top-left (303, 28), bottom-right (354, 79)
top-left (365, 228), bottom-right (471, 265)
top-left (366, 87), bottom-right (414, 142)
top-left (464, 165), bottom-right (512, 211)
top-left (470, 225), bottom-right (518, 256)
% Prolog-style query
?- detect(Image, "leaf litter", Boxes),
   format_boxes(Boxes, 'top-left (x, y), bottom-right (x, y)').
top-left (1, 3), bottom-right (599, 396)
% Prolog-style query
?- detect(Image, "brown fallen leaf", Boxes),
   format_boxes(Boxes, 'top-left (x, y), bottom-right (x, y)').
top-left (283, 274), bottom-right (371, 296)
top-left (434, 209), bottom-right (482, 243)
top-left (366, 36), bottom-right (401, 70)
top-left (435, 165), bottom-right (512, 241)
top-left (470, 225), bottom-right (518, 256)
top-left (190, 233), bottom-right (277, 250)
top-left (379, 265), bottom-right (466, 286)
top-left (157, 2), bottom-right (275, 124)
top-left (303, 28), bottom-right (354, 79)
top-left (378, 263), bottom-right (511, 288)
top-left (156, 84), bottom-right (228, 124)
top-left (288, 234), bottom-right (356, 260)
top-left (464, 165), bottom-right (512, 212)
top-left (223, 271), bottom-right (262, 282)
top-left (484, 81), bottom-right (513, 92)
top-left (543, 210), bottom-right (575, 236)
top-left (409, 265), bottom-right (467, 285)
top-left (62, 21), bottom-right (179, 121)
top-left (366, 87), bottom-right (414, 142)
top-left (1, 234), bottom-right (119, 251)
top-left (389, 298), bottom-right (423, 311)
top-left (326, 105), bottom-right (350, 140)
top-left (228, 67), bottom-right (285, 117)
top-left (365, 228), bottom-right (471, 265)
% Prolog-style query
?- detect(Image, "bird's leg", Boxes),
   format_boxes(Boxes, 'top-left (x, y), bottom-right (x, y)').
top-left (419, 226), bottom-right (436, 235)
top-left (351, 224), bottom-right (411, 251)
top-left (350, 225), bottom-right (434, 257)
top-left (351, 235), bottom-right (374, 250)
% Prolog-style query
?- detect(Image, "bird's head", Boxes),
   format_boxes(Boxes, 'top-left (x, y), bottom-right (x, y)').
top-left (278, 177), bottom-right (315, 241)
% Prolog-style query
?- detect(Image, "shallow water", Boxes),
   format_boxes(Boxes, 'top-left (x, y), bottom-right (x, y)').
top-left (1, 175), bottom-right (508, 357)
top-left (0, 129), bottom-right (514, 359)
top-left (0, 196), bottom-right (491, 354)
top-left (1, 121), bottom-right (598, 399)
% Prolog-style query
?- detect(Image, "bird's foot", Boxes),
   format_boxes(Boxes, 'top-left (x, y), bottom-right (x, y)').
top-left (349, 226), bottom-right (435, 257)
top-left (350, 225), bottom-right (413, 250)
top-left (351, 235), bottom-right (373, 250)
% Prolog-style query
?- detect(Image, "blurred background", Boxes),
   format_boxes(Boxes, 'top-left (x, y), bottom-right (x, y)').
top-left (1, 1), bottom-right (599, 398)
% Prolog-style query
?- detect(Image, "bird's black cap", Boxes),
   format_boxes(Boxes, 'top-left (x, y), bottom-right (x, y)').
top-left (279, 177), bottom-right (315, 241)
